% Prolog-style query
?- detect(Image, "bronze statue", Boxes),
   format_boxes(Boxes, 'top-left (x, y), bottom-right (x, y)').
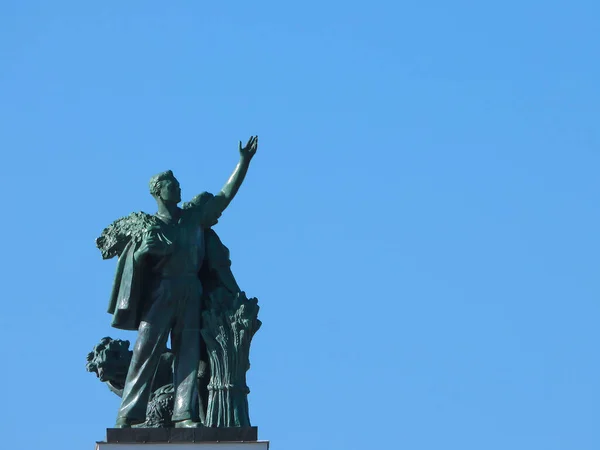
top-left (92, 137), bottom-right (261, 428)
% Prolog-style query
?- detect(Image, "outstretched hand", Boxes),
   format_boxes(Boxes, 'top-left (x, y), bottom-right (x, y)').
top-left (239, 136), bottom-right (258, 161)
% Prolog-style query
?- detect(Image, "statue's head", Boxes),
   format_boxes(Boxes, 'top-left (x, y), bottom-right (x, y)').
top-left (149, 170), bottom-right (181, 204)
top-left (86, 337), bottom-right (132, 384)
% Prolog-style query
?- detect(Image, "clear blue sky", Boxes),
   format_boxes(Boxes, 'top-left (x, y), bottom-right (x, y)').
top-left (0, 1), bottom-right (598, 449)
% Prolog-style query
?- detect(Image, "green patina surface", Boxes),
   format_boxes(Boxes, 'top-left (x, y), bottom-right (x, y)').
top-left (89, 137), bottom-right (261, 429)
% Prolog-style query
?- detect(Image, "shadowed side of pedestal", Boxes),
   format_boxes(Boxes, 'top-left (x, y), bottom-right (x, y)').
top-left (105, 426), bottom-right (259, 443)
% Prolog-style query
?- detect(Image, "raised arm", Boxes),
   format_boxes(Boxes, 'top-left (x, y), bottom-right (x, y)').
top-left (212, 136), bottom-right (258, 216)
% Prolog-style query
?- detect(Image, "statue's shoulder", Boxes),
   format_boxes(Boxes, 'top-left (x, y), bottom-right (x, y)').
top-left (183, 192), bottom-right (226, 228)
top-left (182, 191), bottom-right (215, 211)
top-left (96, 211), bottom-right (159, 260)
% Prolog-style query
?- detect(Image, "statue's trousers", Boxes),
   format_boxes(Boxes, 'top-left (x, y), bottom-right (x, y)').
top-left (117, 275), bottom-right (202, 422)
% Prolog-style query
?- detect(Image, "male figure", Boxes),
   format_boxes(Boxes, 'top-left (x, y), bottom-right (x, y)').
top-left (107, 136), bottom-right (258, 428)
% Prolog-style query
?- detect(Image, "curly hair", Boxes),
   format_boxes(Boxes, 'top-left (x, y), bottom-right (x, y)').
top-left (86, 336), bottom-right (112, 373)
top-left (86, 337), bottom-right (131, 374)
top-left (149, 170), bottom-right (176, 198)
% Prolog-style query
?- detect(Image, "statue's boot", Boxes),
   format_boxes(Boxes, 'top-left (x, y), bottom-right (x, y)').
top-left (114, 417), bottom-right (135, 428)
top-left (174, 419), bottom-right (203, 428)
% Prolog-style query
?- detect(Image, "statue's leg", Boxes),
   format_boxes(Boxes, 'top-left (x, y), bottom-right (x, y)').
top-left (197, 336), bottom-right (210, 424)
top-left (171, 280), bottom-right (202, 423)
top-left (117, 292), bottom-right (174, 424)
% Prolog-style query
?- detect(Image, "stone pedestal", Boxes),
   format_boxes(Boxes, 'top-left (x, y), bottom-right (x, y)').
top-left (96, 427), bottom-right (268, 450)
top-left (97, 444), bottom-right (268, 450)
